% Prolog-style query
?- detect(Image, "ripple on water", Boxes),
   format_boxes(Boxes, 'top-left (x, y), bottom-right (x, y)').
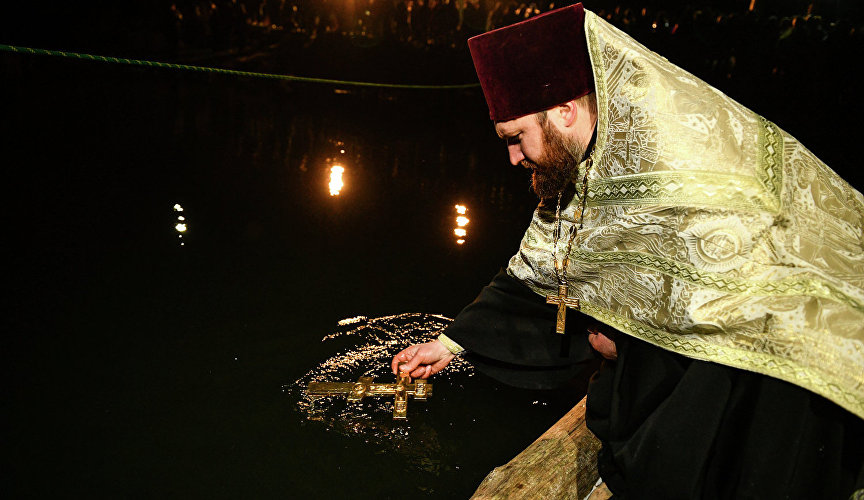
top-left (286, 312), bottom-right (475, 459)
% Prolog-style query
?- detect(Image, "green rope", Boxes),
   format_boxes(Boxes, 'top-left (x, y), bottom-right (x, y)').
top-left (0, 43), bottom-right (479, 90)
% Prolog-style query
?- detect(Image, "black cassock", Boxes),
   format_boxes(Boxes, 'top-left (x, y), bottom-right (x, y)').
top-left (444, 270), bottom-right (864, 499)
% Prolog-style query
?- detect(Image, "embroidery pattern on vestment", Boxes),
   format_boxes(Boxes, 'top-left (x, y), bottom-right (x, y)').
top-left (507, 10), bottom-right (864, 419)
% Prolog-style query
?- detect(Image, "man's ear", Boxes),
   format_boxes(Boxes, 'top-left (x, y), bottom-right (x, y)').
top-left (553, 100), bottom-right (579, 128)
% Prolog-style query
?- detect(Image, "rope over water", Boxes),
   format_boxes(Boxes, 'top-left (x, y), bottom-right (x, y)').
top-left (0, 43), bottom-right (480, 90)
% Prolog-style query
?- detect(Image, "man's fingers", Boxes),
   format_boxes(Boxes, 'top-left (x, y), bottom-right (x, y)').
top-left (391, 351), bottom-right (406, 374)
top-left (408, 365), bottom-right (432, 379)
top-left (391, 348), bottom-right (416, 374)
top-left (399, 350), bottom-right (424, 374)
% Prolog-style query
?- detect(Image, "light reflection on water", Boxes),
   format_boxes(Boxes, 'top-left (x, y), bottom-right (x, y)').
top-left (288, 313), bottom-right (476, 476)
top-left (284, 312), bottom-right (582, 491)
top-left (173, 203), bottom-right (187, 246)
top-left (290, 313), bottom-right (473, 442)
top-left (453, 204), bottom-right (470, 245)
top-left (328, 165), bottom-right (345, 196)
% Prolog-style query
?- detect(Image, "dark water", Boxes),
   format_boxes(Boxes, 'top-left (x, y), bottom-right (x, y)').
top-left (4, 31), bottom-right (863, 497)
top-left (2, 54), bottom-right (581, 498)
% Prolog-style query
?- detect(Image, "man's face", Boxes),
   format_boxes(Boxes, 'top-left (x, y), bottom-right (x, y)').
top-left (495, 113), bottom-right (584, 200)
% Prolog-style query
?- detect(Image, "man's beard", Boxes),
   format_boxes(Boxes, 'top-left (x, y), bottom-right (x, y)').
top-left (522, 120), bottom-right (585, 200)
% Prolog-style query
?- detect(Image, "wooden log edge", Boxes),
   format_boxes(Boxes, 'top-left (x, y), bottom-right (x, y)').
top-left (469, 396), bottom-right (610, 500)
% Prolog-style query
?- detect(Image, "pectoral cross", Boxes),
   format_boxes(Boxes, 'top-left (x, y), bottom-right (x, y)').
top-left (546, 284), bottom-right (580, 334)
top-left (307, 371), bottom-right (432, 420)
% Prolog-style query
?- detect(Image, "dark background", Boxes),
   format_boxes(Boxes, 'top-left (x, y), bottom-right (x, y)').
top-left (3, 1), bottom-right (862, 497)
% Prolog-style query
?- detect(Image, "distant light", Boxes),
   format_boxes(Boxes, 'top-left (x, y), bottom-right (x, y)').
top-left (456, 239), bottom-right (465, 245)
top-left (175, 223), bottom-right (187, 232)
top-left (340, 149), bottom-right (345, 154)
top-left (178, 216), bottom-right (185, 221)
top-left (454, 228), bottom-right (467, 237)
top-left (173, 204), bottom-right (184, 212)
top-left (456, 216), bottom-right (469, 227)
top-left (329, 165), bottom-right (345, 196)
top-left (455, 204), bottom-right (467, 215)
top-left (338, 316), bottom-right (367, 326)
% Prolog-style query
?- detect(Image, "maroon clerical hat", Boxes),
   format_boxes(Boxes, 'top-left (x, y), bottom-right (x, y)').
top-left (468, 4), bottom-right (594, 122)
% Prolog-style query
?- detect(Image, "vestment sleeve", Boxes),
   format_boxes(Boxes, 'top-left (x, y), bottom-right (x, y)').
top-left (442, 269), bottom-right (599, 389)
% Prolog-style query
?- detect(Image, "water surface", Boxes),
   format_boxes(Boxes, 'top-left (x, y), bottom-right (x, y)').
top-left (4, 54), bottom-right (578, 498)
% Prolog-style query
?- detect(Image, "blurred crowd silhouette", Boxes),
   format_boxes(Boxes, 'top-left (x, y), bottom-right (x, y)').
top-left (168, 0), bottom-right (533, 51)
top-left (164, 0), bottom-right (863, 56)
top-left (160, 1), bottom-right (863, 96)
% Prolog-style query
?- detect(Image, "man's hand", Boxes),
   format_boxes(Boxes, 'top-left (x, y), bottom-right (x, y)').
top-left (588, 326), bottom-right (618, 360)
top-left (391, 340), bottom-right (456, 379)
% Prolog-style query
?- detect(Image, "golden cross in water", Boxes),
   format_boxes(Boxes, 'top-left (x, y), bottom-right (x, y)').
top-left (546, 284), bottom-right (580, 334)
top-left (307, 371), bottom-right (432, 420)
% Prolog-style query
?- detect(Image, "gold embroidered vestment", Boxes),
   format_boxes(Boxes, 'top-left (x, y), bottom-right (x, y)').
top-left (506, 11), bottom-right (864, 419)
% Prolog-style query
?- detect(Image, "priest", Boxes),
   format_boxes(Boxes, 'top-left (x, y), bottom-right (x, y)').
top-left (392, 4), bottom-right (864, 498)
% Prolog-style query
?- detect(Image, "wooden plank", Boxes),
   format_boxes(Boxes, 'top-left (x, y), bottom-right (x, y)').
top-left (470, 396), bottom-right (610, 500)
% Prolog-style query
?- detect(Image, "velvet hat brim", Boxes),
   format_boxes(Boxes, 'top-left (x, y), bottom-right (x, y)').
top-left (468, 3), bottom-right (594, 122)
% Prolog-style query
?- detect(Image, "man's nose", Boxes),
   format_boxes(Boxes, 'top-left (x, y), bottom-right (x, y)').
top-left (508, 144), bottom-right (524, 166)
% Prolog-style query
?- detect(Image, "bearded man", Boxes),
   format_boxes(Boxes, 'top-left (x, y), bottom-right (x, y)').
top-left (392, 4), bottom-right (864, 498)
